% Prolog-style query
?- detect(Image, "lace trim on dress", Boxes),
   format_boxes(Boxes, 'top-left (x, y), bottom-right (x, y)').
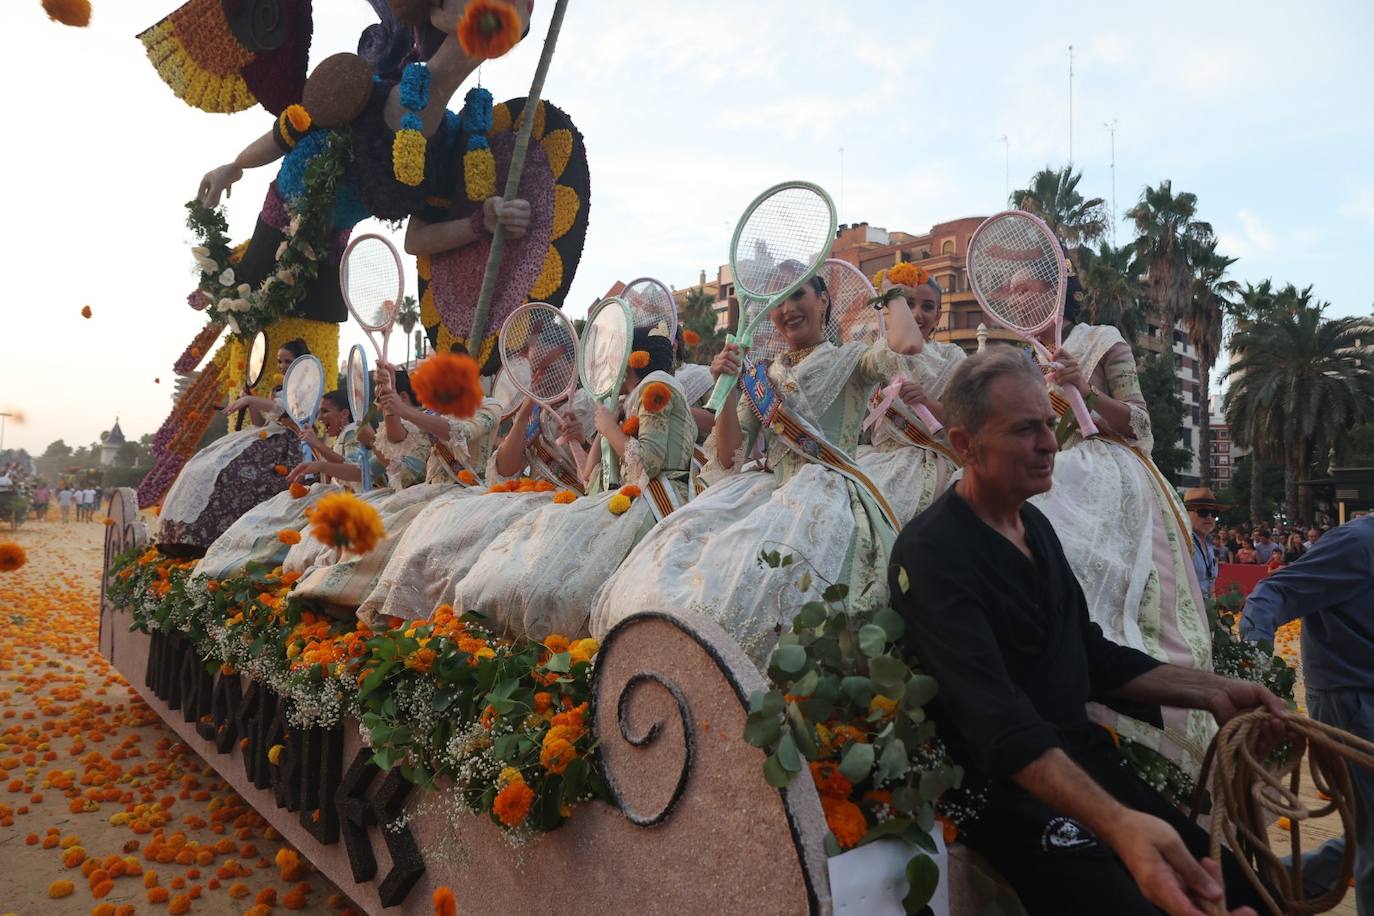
top-left (621, 437), bottom-right (645, 485)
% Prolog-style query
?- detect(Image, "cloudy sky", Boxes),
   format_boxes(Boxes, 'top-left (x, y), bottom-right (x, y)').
top-left (1, 0), bottom-right (1371, 454)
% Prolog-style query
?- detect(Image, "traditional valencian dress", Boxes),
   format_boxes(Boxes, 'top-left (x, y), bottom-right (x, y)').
top-left (452, 372), bottom-right (696, 640)
top-left (1030, 323), bottom-right (1215, 776)
top-left (856, 337), bottom-right (965, 526)
top-left (285, 400), bottom-right (502, 613)
top-left (592, 339), bottom-right (919, 667)
top-left (358, 392), bottom-right (597, 623)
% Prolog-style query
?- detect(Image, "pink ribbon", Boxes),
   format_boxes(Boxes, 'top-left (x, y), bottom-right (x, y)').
top-left (863, 375), bottom-right (945, 436)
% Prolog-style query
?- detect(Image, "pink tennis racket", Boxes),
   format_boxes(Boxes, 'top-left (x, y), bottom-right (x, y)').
top-left (341, 234), bottom-right (403, 364)
top-left (966, 211), bottom-right (1098, 437)
top-left (622, 276), bottom-right (678, 341)
top-left (499, 302), bottom-right (585, 465)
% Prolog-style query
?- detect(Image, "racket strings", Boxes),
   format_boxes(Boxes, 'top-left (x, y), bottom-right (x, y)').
top-left (734, 187), bottom-right (834, 298)
top-left (968, 215), bottom-right (1062, 333)
top-left (749, 260), bottom-right (878, 361)
top-left (624, 279), bottom-right (677, 339)
top-left (343, 239), bottom-right (403, 329)
top-left (500, 307), bottom-right (579, 404)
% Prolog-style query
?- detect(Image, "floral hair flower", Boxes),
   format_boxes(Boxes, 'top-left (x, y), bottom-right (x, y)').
top-left (885, 261), bottom-right (928, 288)
top-left (682, 329), bottom-right (701, 347)
top-left (627, 350), bottom-right (650, 370)
top-left (457, 0), bottom-right (523, 61)
top-left (641, 381), bottom-right (672, 413)
top-left (305, 492), bottom-right (385, 555)
top-left (608, 494), bottom-right (632, 516)
top-left (42, 0), bottom-right (91, 27)
top-left (412, 352), bottom-right (484, 418)
top-left (620, 416), bottom-right (639, 437)
top-left (0, 542), bottom-right (28, 573)
top-left (277, 530), bottom-right (302, 545)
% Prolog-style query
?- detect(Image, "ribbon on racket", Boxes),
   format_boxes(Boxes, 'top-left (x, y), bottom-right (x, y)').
top-left (738, 356), bottom-right (900, 532)
top-left (863, 376), bottom-right (906, 434)
top-left (868, 392), bottom-right (961, 467)
top-left (528, 435), bottom-right (586, 495)
top-left (422, 416), bottom-right (481, 488)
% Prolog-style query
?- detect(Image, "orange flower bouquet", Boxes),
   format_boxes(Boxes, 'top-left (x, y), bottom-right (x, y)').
top-left (412, 352), bottom-right (484, 419)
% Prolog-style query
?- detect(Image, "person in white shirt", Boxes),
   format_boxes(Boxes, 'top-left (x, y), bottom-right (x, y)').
top-left (84, 487), bottom-right (99, 521)
top-left (57, 487), bottom-right (73, 522)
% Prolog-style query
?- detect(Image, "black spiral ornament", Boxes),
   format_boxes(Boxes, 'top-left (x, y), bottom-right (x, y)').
top-left (226, 0), bottom-right (289, 53)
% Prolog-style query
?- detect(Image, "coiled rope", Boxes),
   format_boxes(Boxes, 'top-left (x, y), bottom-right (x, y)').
top-left (1191, 709), bottom-right (1374, 915)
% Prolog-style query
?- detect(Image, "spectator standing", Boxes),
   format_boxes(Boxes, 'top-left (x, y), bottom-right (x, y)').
top-left (1235, 541), bottom-right (1259, 564)
top-left (1211, 533), bottom-right (1231, 563)
top-left (1185, 487), bottom-right (1226, 599)
top-left (1226, 528), bottom-right (1245, 559)
top-left (57, 486), bottom-right (73, 522)
top-left (1252, 529), bottom-right (1281, 565)
top-left (31, 484), bottom-right (49, 521)
top-left (1283, 534), bottom-right (1306, 565)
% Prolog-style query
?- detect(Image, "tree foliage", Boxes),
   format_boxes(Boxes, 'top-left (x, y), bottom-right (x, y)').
top-left (1138, 353), bottom-right (1192, 484)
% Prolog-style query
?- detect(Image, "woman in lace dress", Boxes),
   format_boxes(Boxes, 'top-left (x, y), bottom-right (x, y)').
top-left (856, 273), bottom-right (964, 525)
top-left (1031, 320), bottom-right (1215, 777)
top-left (358, 388), bottom-right (597, 623)
top-left (285, 363), bottom-right (502, 617)
top-left (452, 330), bottom-right (697, 640)
top-left (592, 273), bottom-right (925, 667)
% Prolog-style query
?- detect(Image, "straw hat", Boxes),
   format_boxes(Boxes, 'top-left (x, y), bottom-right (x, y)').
top-left (1183, 487), bottom-right (1229, 511)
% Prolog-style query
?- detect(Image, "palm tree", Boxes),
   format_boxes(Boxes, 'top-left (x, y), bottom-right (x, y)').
top-left (1225, 280), bottom-right (1279, 522)
top-left (1224, 303), bottom-right (1374, 522)
top-left (1126, 181), bottom-right (1214, 333)
top-left (1075, 241), bottom-right (1144, 346)
top-left (1185, 241), bottom-right (1238, 487)
top-left (1009, 166), bottom-right (1108, 249)
top-left (396, 295), bottom-right (421, 359)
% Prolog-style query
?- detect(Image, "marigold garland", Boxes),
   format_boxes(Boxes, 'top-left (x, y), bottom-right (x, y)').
top-left (627, 350), bottom-right (650, 370)
top-left (641, 381), bottom-right (672, 413)
top-left (393, 129), bottom-right (428, 187)
top-left (0, 542), bottom-right (27, 573)
top-left (412, 352), bottom-right (484, 418)
top-left (42, 0), bottom-right (91, 27)
top-left (305, 492), bottom-right (385, 555)
top-left (457, 0), bottom-right (523, 61)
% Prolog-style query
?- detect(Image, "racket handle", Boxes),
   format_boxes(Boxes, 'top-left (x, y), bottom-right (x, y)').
top-left (600, 437), bottom-right (615, 491)
top-left (913, 403), bottom-right (943, 435)
top-left (1065, 386), bottom-right (1099, 438)
top-left (705, 333), bottom-right (741, 414)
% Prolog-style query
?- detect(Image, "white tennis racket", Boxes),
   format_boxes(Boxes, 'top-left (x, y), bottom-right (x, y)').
top-left (580, 296), bottom-right (634, 490)
top-left (967, 211), bottom-right (1098, 437)
top-left (499, 302), bottom-right (585, 466)
top-left (345, 344), bottom-right (374, 490)
top-left (705, 181), bottom-right (837, 413)
top-left (622, 276), bottom-right (678, 341)
top-left (341, 233), bottom-right (403, 364)
top-left (234, 329), bottom-right (271, 431)
top-left (282, 354), bottom-right (325, 465)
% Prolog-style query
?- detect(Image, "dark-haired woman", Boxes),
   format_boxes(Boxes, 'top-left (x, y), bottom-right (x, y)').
top-left (452, 328), bottom-right (697, 639)
top-left (593, 271), bottom-right (925, 666)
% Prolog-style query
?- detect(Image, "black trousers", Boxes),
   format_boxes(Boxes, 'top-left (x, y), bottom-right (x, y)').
top-left (962, 738), bottom-right (1271, 915)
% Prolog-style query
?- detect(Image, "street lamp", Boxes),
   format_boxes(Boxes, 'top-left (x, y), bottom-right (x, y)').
top-left (0, 412), bottom-right (12, 455)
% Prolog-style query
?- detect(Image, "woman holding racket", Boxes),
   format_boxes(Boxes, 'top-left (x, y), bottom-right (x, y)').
top-left (1026, 271), bottom-right (1216, 780)
top-left (592, 266), bottom-right (927, 667)
top-left (451, 327), bottom-right (698, 640)
top-left (855, 265), bottom-right (965, 525)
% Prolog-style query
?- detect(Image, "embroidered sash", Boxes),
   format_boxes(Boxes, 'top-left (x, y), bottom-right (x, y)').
top-left (867, 391), bottom-right (961, 466)
top-left (739, 357), bottom-right (900, 531)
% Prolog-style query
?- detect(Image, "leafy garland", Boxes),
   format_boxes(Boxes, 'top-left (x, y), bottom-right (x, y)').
top-left (107, 546), bottom-right (608, 837)
top-left (185, 129), bottom-right (353, 340)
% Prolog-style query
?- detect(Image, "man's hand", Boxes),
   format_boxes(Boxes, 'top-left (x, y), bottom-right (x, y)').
top-left (482, 197), bottom-right (531, 239)
top-left (1105, 811), bottom-right (1253, 916)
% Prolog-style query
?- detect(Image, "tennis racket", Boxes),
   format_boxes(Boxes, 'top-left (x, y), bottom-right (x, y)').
top-left (579, 296), bottom-right (633, 491)
top-left (966, 211), bottom-right (1098, 437)
top-left (234, 329), bottom-right (271, 431)
top-left (622, 276), bottom-right (678, 341)
top-left (341, 234), bottom-right (403, 364)
top-left (345, 344), bottom-right (373, 490)
top-left (282, 355), bottom-right (325, 465)
top-left (705, 181), bottom-right (837, 413)
top-left (500, 302), bottom-right (585, 466)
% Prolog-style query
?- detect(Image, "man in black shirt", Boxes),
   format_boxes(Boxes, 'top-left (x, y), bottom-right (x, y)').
top-left (890, 347), bottom-right (1284, 916)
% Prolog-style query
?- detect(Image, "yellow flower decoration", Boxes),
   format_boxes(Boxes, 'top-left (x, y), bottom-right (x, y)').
top-left (394, 129), bottom-right (427, 187)
top-left (284, 104), bottom-right (312, 133)
top-left (464, 147), bottom-right (497, 201)
top-left (551, 186), bottom-right (580, 242)
top-left (491, 102), bottom-right (512, 135)
top-left (529, 247), bottom-right (564, 301)
top-left (541, 129), bottom-right (573, 181)
top-left (417, 253), bottom-right (432, 282)
top-left (608, 494), bottom-right (632, 516)
top-left (515, 101), bottom-right (547, 141)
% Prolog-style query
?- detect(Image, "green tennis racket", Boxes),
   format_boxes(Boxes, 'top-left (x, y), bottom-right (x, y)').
top-left (705, 180), bottom-right (837, 413)
top-left (579, 296), bottom-right (634, 491)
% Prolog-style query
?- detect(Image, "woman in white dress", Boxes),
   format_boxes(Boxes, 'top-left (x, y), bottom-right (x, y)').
top-left (1030, 306), bottom-right (1214, 777)
top-left (592, 271), bottom-right (925, 667)
top-left (358, 389), bottom-right (597, 623)
top-left (856, 268), bottom-right (964, 526)
top-left (452, 329), bottom-right (698, 640)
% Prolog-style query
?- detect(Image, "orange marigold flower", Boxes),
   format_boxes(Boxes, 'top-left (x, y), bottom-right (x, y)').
top-left (48, 879), bottom-right (76, 898)
top-left (809, 761), bottom-right (853, 800)
top-left (274, 464), bottom-right (289, 476)
top-left (405, 647), bottom-right (437, 674)
top-left (628, 350), bottom-right (650, 370)
top-left (532, 692), bottom-right (553, 714)
top-left (821, 795), bottom-right (867, 849)
top-left (412, 352), bottom-right (484, 419)
top-left (80, 303), bottom-right (93, 317)
top-left (619, 484), bottom-right (641, 499)
top-left (544, 635), bottom-right (571, 654)
top-left (540, 737), bottom-right (576, 775)
top-left (289, 481), bottom-right (309, 499)
top-left (886, 261), bottom-right (928, 288)
top-left (492, 776), bottom-right (535, 827)
top-left (568, 638), bottom-right (598, 666)
top-left (0, 542), bottom-right (26, 573)
top-left (457, 469), bottom-right (478, 485)
top-left (683, 329), bottom-right (701, 346)
top-left (620, 416), bottom-right (640, 437)
top-left (284, 104), bottom-right (312, 133)
top-left (641, 381), bottom-right (672, 413)
top-left (305, 492), bottom-right (385, 555)
top-left (457, 0), bottom-right (523, 61)
top-left (552, 490), bottom-right (577, 504)
top-left (608, 494), bottom-right (632, 515)
top-left (277, 529), bottom-right (302, 545)
top-left (44, 0), bottom-right (92, 27)
top-left (103, 516), bottom-right (115, 526)
top-left (936, 814), bottom-right (959, 845)
top-left (433, 886), bottom-right (458, 916)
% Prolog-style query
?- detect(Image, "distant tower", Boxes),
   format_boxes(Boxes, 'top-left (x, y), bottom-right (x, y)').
top-left (100, 417), bottom-right (126, 467)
